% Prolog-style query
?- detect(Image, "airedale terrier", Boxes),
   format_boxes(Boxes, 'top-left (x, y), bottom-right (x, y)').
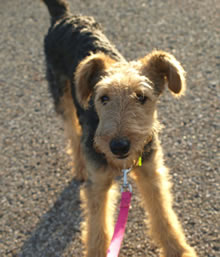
top-left (41, 1), bottom-right (198, 256)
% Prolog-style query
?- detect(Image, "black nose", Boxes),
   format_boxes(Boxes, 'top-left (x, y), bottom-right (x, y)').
top-left (110, 138), bottom-right (130, 156)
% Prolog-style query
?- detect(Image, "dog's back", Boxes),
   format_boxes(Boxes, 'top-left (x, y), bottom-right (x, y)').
top-left (42, 0), bottom-right (123, 112)
top-left (41, 0), bottom-right (125, 173)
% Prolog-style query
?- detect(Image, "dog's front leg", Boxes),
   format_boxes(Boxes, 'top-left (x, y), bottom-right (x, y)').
top-left (134, 158), bottom-right (197, 257)
top-left (81, 167), bottom-right (117, 257)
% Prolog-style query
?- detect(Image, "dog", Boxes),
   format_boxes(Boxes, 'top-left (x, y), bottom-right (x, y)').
top-left (41, 1), bottom-right (198, 256)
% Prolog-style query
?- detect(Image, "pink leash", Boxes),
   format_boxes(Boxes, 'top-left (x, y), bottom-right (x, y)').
top-left (106, 169), bottom-right (132, 257)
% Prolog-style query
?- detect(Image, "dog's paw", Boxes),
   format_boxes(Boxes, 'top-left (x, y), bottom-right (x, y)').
top-left (181, 246), bottom-right (198, 257)
top-left (160, 248), bottom-right (198, 257)
top-left (182, 250), bottom-right (198, 257)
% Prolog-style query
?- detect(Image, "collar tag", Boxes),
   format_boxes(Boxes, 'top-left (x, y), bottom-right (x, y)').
top-left (138, 156), bottom-right (142, 166)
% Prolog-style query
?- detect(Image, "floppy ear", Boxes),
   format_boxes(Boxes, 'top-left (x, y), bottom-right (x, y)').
top-left (74, 53), bottom-right (115, 108)
top-left (140, 50), bottom-right (186, 96)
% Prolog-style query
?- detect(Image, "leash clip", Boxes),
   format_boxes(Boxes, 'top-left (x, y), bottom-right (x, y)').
top-left (121, 168), bottom-right (132, 192)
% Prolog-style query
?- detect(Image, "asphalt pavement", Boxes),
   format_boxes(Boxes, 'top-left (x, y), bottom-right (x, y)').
top-left (1, 0), bottom-right (219, 256)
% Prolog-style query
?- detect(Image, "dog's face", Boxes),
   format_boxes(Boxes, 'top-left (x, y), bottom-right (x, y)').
top-left (75, 51), bottom-right (185, 169)
top-left (93, 64), bottom-right (158, 169)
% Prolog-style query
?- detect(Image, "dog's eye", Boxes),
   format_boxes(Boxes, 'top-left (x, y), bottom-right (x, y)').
top-left (136, 94), bottom-right (147, 104)
top-left (100, 95), bottom-right (109, 105)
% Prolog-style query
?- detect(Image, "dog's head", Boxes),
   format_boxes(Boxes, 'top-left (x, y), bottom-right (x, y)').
top-left (75, 51), bottom-right (186, 169)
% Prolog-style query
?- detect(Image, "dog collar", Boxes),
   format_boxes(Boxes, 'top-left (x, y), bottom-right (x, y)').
top-left (132, 134), bottom-right (153, 168)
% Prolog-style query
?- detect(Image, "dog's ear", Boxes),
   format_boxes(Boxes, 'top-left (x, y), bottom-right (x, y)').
top-left (140, 50), bottom-right (186, 96)
top-left (75, 53), bottom-right (115, 108)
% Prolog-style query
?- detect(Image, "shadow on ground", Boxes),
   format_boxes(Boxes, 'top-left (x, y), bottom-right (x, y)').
top-left (19, 180), bottom-right (82, 257)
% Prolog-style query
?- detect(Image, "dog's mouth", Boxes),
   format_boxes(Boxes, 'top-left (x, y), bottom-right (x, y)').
top-left (117, 154), bottom-right (129, 160)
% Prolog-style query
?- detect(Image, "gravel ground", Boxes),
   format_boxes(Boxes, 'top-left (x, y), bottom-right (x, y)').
top-left (0, 0), bottom-right (219, 256)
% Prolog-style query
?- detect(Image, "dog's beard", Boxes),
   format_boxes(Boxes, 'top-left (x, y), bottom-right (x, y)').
top-left (94, 134), bottom-right (151, 170)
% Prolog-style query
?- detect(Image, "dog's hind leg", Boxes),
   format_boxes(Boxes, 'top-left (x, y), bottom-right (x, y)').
top-left (47, 68), bottom-right (87, 181)
top-left (59, 80), bottom-right (87, 181)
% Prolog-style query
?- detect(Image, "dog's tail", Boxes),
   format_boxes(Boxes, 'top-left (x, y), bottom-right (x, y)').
top-left (41, 0), bottom-right (70, 21)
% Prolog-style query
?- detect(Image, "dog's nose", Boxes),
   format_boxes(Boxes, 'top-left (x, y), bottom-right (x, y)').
top-left (110, 138), bottom-right (130, 156)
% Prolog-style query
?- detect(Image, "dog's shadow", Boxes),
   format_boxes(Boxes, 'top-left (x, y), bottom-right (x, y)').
top-left (19, 179), bottom-right (83, 257)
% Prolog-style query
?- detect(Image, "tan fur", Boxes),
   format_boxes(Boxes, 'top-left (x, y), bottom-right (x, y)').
top-left (61, 51), bottom-right (197, 257)
top-left (140, 50), bottom-right (186, 96)
top-left (58, 81), bottom-right (87, 181)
